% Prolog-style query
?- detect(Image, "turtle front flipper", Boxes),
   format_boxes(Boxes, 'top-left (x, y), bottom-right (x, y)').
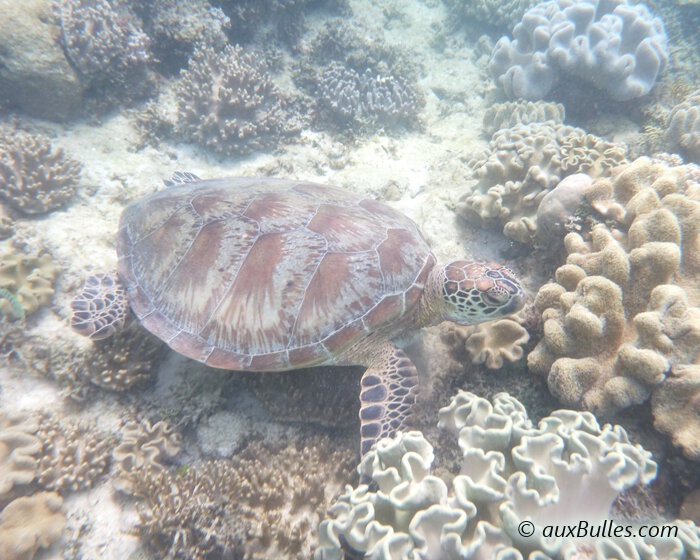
top-left (359, 342), bottom-right (419, 455)
top-left (70, 271), bottom-right (128, 340)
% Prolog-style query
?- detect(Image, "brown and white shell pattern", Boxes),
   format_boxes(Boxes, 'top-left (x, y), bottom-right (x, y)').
top-left (117, 177), bottom-right (436, 371)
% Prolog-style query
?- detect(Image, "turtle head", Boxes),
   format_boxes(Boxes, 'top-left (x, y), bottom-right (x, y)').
top-left (433, 260), bottom-right (525, 325)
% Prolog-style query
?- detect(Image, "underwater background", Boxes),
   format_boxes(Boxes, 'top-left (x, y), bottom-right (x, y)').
top-left (0, 0), bottom-right (699, 558)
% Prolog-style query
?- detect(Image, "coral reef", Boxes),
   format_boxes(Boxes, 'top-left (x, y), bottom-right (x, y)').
top-left (443, 0), bottom-right (539, 30)
top-left (219, 0), bottom-right (322, 45)
top-left (535, 173), bottom-right (593, 243)
top-left (56, 0), bottom-right (152, 100)
top-left (651, 365), bottom-right (700, 461)
top-left (136, 0), bottom-right (229, 73)
top-left (1, 411), bottom-right (110, 501)
top-left (0, 250), bottom-right (57, 320)
top-left (489, 0), bottom-right (668, 101)
top-left (666, 89), bottom-right (700, 164)
top-left (242, 366), bottom-right (362, 428)
top-left (459, 122), bottom-right (626, 245)
top-left (444, 312), bottom-right (530, 369)
top-left (0, 0), bottom-right (82, 120)
top-left (314, 62), bottom-right (424, 129)
top-left (482, 100), bottom-right (565, 136)
top-left (134, 435), bottom-right (355, 560)
top-left (35, 415), bottom-right (111, 494)
top-left (51, 323), bottom-right (164, 400)
top-left (0, 413), bottom-right (41, 500)
top-left (317, 391), bottom-right (699, 559)
top-left (174, 43), bottom-right (288, 156)
top-left (527, 157), bottom-right (700, 458)
top-left (0, 492), bottom-right (65, 560)
top-left (0, 130), bottom-right (82, 215)
top-left (112, 419), bottom-right (181, 494)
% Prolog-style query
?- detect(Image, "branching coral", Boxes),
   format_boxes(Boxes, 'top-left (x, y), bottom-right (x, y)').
top-left (527, 157), bottom-right (700, 458)
top-left (317, 391), bottom-right (698, 559)
top-left (242, 365), bottom-right (362, 427)
top-left (35, 415), bottom-right (111, 494)
top-left (459, 122), bottom-right (626, 245)
top-left (134, 436), bottom-right (355, 560)
top-left (489, 0), bottom-right (668, 101)
top-left (314, 62), bottom-right (423, 130)
top-left (0, 130), bottom-right (81, 215)
top-left (0, 492), bottom-right (65, 560)
top-left (51, 323), bottom-right (164, 400)
top-left (56, 0), bottom-right (151, 94)
top-left (174, 43), bottom-right (288, 156)
top-left (0, 251), bottom-right (57, 320)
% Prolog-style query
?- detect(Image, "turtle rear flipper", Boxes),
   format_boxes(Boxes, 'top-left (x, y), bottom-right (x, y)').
top-left (71, 271), bottom-right (127, 340)
top-left (359, 342), bottom-right (419, 456)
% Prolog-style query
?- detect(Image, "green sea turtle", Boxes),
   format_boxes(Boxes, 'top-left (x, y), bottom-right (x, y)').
top-left (71, 174), bottom-right (524, 454)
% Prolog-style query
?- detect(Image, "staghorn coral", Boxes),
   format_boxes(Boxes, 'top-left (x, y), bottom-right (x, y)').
top-left (174, 43), bottom-right (288, 156)
top-left (134, 435), bottom-right (355, 560)
top-left (112, 418), bottom-right (181, 494)
top-left (666, 89), bottom-right (700, 164)
top-left (459, 122), bottom-right (626, 245)
top-left (527, 158), bottom-right (700, 456)
top-left (0, 251), bottom-right (57, 321)
top-left (444, 313), bottom-right (530, 369)
top-left (35, 415), bottom-right (111, 494)
top-left (489, 0), bottom-right (668, 101)
top-left (482, 100), bottom-right (565, 136)
top-left (0, 130), bottom-right (82, 215)
top-left (317, 391), bottom-right (699, 559)
top-left (0, 492), bottom-right (65, 560)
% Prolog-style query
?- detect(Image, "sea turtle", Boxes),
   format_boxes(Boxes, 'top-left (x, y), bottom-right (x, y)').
top-left (71, 174), bottom-right (524, 454)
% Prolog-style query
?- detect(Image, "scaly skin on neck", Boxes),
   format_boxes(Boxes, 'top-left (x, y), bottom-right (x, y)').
top-left (405, 264), bottom-right (448, 329)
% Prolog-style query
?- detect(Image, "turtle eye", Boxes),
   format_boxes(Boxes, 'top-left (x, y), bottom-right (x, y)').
top-left (483, 290), bottom-right (507, 306)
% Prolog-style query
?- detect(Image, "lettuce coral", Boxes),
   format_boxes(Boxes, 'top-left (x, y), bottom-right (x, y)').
top-left (317, 391), bottom-right (698, 559)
